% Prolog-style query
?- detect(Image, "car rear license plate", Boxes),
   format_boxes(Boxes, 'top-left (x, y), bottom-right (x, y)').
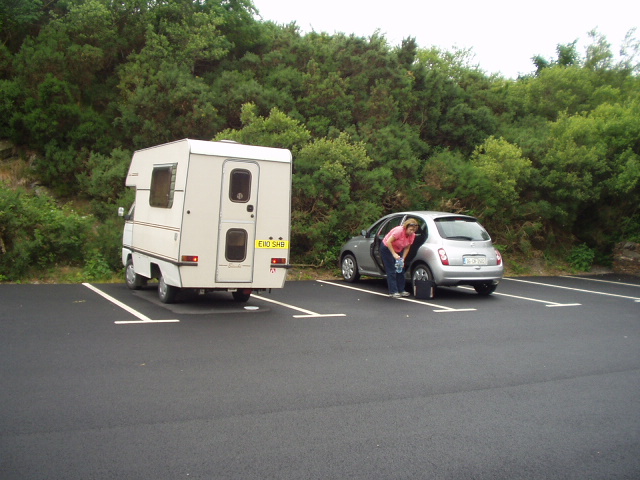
top-left (463, 256), bottom-right (487, 265)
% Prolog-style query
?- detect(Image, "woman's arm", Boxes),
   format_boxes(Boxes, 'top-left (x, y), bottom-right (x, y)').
top-left (385, 235), bottom-right (400, 259)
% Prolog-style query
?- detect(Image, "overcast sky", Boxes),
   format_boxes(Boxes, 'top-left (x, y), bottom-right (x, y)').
top-left (252, 0), bottom-right (639, 78)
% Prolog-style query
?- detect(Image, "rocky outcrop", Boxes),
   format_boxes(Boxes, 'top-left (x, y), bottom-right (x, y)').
top-left (613, 242), bottom-right (640, 276)
top-left (0, 140), bottom-right (14, 160)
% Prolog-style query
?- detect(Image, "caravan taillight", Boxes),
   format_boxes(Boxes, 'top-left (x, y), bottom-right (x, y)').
top-left (271, 258), bottom-right (287, 265)
top-left (181, 255), bottom-right (199, 263)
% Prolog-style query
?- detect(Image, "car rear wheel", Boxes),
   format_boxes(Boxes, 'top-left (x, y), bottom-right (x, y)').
top-left (411, 263), bottom-right (433, 283)
top-left (411, 264), bottom-right (435, 295)
top-left (341, 254), bottom-right (360, 283)
top-left (474, 282), bottom-right (497, 296)
top-left (158, 275), bottom-right (178, 303)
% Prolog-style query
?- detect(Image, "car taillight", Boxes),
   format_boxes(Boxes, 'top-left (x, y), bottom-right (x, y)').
top-left (181, 255), bottom-right (198, 263)
top-left (495, 249), bottom-right (502, 265)
top-left (271, 258), bottom-right (287, 265)
top-left (438, 248), bottom-right (449, 265)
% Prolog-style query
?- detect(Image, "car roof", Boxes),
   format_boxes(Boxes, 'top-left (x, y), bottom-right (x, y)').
top-left (389, 211), bottom-right (477, 221)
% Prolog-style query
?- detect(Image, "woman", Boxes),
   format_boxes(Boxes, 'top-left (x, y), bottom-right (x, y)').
top-left (381, 218), bottom-right (419, 298)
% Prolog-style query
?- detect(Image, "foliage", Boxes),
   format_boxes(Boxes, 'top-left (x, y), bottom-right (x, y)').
top-left (77, 148), bottom-right (133, 205)
top-left (469, 136), bottom-right (533, 212)
top-left (0, 184), bottom-right (91, 280)
top-left (83, 249), bottom-right (115, 281)
top-left (2, 1), bottom-right (640, 279)
top-left (567, 243), bottom-right (596, 272)
top-left (291, 132), bottom-right (386, 263)
top-left (214, 103), bottom-right (312, 150)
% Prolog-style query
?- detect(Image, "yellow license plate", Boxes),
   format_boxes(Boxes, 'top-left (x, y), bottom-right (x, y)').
top-left (255, 239), bottom-right (289, 249)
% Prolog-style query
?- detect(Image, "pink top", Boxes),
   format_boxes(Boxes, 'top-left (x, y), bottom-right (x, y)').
top-left (383, 225), bottom-right (415, 253)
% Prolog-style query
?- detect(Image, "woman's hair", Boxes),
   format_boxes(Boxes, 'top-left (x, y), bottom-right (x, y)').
top-left (403, 218), bottom-right (419, 229)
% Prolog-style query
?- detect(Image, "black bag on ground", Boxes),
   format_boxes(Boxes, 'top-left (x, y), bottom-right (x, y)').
top-left (414, 279), bottom-right (435, 299)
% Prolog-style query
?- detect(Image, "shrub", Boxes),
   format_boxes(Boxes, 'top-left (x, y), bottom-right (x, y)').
top-left (567, 243), bottom-right (595, 272)
top-left (83, 249), bottom-right (114, 281)
top-left (0, 184), bottom-right (91, 280)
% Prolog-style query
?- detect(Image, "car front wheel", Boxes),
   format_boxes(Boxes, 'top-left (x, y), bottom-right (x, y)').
top-left (341, 254), bottom-right (360, 283)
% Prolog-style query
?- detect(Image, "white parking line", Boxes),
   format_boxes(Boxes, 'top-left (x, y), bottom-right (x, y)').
top-left (460, 287), bottom-right (581, 307)
top-left (503, 277), bottom-right (640, 302)
top-left (317, 280), bottom-right (476, 312)
top-left (561, 275), bottom-right (640, 288)
top-left (252, 294), bottom-right (346, 318)
top-left (82, 283), bottom-right (180, 324)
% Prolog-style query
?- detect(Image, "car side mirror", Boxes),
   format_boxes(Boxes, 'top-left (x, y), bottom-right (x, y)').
top-left (118, 207), bottom-right (125, 217)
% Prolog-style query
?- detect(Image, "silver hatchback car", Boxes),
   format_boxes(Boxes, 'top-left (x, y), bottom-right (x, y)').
top-left (339, 211), bottom-right (503, 295)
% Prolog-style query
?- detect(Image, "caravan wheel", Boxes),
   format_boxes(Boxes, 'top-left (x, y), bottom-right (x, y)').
top-left (232, 290), bottom-right (251, 302)
top-left (125, 259), bottom-right (145, 290)
top-left (158, 275), bottom-right (178, 303)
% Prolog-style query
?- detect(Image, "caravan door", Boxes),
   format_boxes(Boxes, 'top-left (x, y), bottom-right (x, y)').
top-left (216, 160), bottom-right (259, 282)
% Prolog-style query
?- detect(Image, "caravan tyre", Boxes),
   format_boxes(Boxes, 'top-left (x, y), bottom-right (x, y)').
top-left (232, 290), bottom-right (251, 302)
top-left (125, 259), bottom-right (145, 290)
top-left (158, 275), bottom-right (178, 303)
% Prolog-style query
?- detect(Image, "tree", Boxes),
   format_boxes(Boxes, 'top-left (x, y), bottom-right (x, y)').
top-left (0, 0), bottom-right (45, 53)
top-left (584, 29), bottom-right (614, 71)
top-left (292, 133), bottom-right (386, 264)
top-left (214, 103), bottom-right (311, 151)
top-left (470, 136), bottom-right (533, 209)
top-left (533, 40), bottom-right (580, 74)
top-left (115, 30), bottom-right (224, 148)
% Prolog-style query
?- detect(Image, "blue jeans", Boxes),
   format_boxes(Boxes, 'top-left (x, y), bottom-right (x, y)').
top-left (381, 244), bottom-right (405, 295)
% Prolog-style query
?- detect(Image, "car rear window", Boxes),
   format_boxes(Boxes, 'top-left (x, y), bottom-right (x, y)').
top-left (434, 217), bottom-right (491, 241)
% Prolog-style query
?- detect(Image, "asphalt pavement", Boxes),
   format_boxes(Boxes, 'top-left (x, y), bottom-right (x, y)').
top-left (1, 274), bottom-right (639, 479)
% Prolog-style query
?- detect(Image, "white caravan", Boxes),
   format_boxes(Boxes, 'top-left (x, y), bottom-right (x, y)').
top-left (119, 139), bottom-right (292, 303)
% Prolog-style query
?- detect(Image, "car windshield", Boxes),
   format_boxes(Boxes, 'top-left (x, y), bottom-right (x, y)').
top-left (434, 217), bottom-right (491, 241)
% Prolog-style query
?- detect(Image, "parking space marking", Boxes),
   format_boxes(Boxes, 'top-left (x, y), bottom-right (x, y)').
top-left (317, 280), bottom-right (476, 312)
top-left (504, 277), bottom-right (640, 302)
top-left (561, 275), bottom-right (640, 288)
top-left (252, 294), bottom-right (346, 318)
top-left (458, 286), bottom-right (580, 307)
top-left (82, 283), bottom-right (180, 324)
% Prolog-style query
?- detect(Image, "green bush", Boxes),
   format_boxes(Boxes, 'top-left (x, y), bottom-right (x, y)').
top-left (0, 184), bottom-right (91, 280)
top-left (567, 243), bottom-right (595, 272)
top-left (83, 249), bottom-right (114, 281)
top-left (77, 148), bottom-right (132, 207)
top-left (85, 215), bottom-right (125, 271)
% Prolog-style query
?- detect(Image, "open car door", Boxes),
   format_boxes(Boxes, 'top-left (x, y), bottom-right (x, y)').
top-left (371, 215), bottom-right (405, 273)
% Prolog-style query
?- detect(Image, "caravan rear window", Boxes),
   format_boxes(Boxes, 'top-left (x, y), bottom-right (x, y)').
top-left (226, 229), bottom-right (247, 261)
top-left (150, 164), bottom-right (177, 208)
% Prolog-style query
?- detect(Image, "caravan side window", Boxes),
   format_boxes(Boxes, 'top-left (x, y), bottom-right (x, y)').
top-left (149, 164), bottom-right (177, 208)
top-left (229, 169), bottom-right (251, 203)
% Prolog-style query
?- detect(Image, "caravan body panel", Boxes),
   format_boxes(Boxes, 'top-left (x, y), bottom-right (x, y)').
top-left (122, 139), bottom-right (292, 292)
